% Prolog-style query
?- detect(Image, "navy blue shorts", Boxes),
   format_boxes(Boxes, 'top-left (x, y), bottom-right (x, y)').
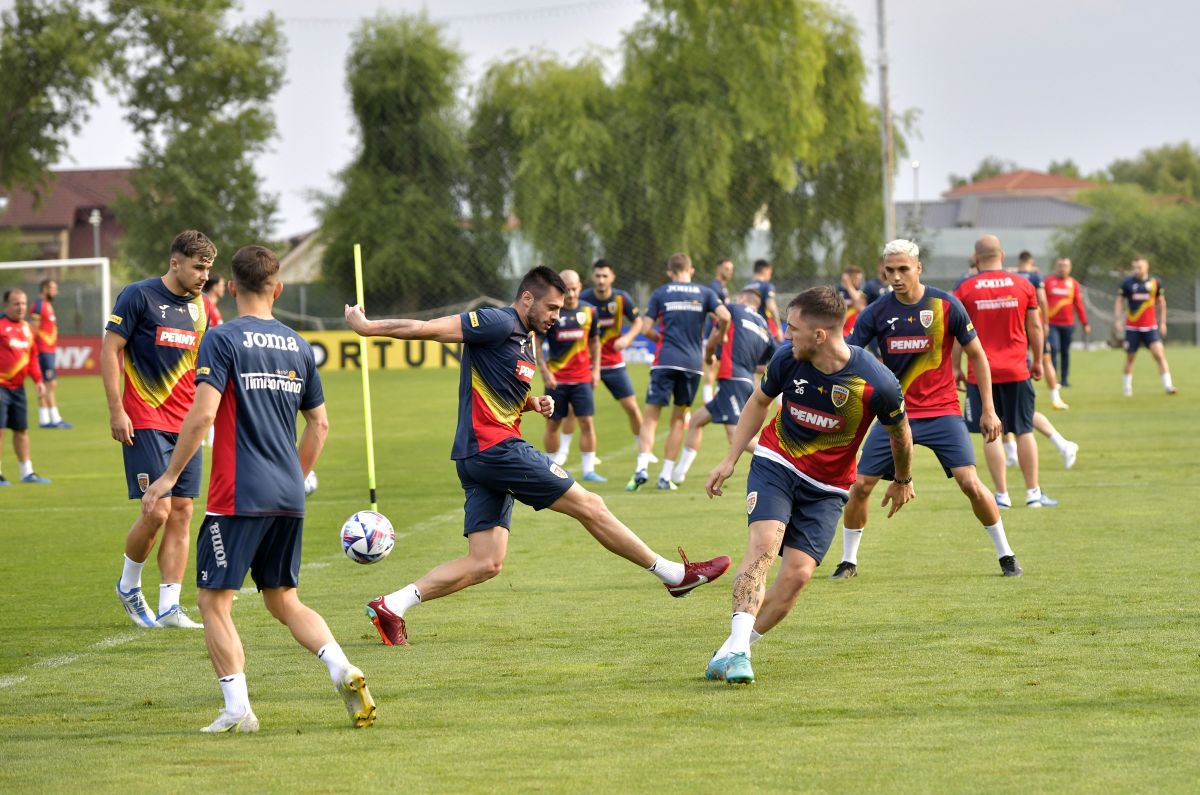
top-left (705, 379), bottom-right (754, 425)
top-left (0, 385), bottom-right (28, 431)
top-left (965, 381), bottom-right (1034, 435)
top-left (195, 513), bottom-right (303, 591)
top-left (549, 381), bottom-right (595, 420)
top-left (123, 428), bottom-right (202, 499)
top-left (37, 352), bottom-right (56, 381)
top-left (599, 367), bottom-right (635, 401)
top-left (745, 455), bottom-right (847, 565)
top-left (858, 414), bottom-right (974, 479)
top-left (456, 437), bottom-right (576, 535)
top-left (646, 368), bottom-right (701, 407)
top-left (1125, 328), bottom-right (1161, 352)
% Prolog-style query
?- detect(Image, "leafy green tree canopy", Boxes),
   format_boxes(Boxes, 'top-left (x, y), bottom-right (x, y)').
top-left (1106, 141), bottom-right (1200, 201)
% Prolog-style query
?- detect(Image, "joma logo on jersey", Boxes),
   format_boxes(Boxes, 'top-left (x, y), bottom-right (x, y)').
top-left (515, 362), bottom-right (536, 382)
top-left (241, 331), bottom-right (300, 351)
top-left (156, 327), bottom-right (198, 349)
top-left (788, 403), bottom-right (844, 431)
top-left (887, 336), bottom-right (932, 353)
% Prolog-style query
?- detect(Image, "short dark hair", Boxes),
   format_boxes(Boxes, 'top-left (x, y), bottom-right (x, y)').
top-left (203, 273), bottom-right (223, 294)
top-left (1018, 250), bottom-right (1034, 263)
top-left (39, 277), bottom-right (55, 292)
top-left (753, 259), bottom-right (772, 275)
top-left (667, 253), bottom-right (692, 275)
top-left (170, 230), bottom-right (217, 264)
top-left (592, 258), bottom-right (613, 272)
top-left (230, 245), bottom-right (279, 295)
top-left (516, 265), bottom-right (567, 301)
top-left (787, 286), bottom-right (845, 330)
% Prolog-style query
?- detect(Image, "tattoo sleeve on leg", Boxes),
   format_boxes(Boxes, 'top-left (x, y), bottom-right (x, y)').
top-left (732, 523), bottom-right (785, 614)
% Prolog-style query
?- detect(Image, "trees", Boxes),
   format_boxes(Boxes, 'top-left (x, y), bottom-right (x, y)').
top-left (320, 13), bottom-right (507, 311)
top-left (108, 0), bottom-right (284, 275)
top-left (948, 156), bottom-right (1018, 189)
top-left (1107, 141), bottom-right (1200, 201)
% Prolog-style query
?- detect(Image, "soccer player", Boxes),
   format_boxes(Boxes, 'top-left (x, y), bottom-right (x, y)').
top-left (955, 235), bottom-right (1057, 509)
top-left (539, 269), bottom-right (604, 481)
top-left (671, 290), bottom-right (775, 485)
top-left (29, 278), bottom-right (71, 428)
top-left (104, 230), bottom-right (214, 629)
top-left (1115, 256), bottom-right (1176, 396)
top-left (702, 258), bottom-right (734, 402)
top-left (744, 259), bottom-right (783, 341)
top-left (142, 244), bottom-right (375, 733)
top-left (344, 266), bottom-right (731, 648)
top-left (703, 287), bottom-right (914, 685)
top-left (835, 240), bottom-right (1021, 580)
top-left (622, 253), bottom-right (731, 491)
top-left (201, 273), bottom-right (225, 327)
top-left (578, 259), bottom-right (645, 447)
top-left (1044, 257), bottom-right (1089, 387)
top-left (0, 288), bottom-right (51, 484)
top-left (1013, 251), bottom-right (1068, 410)
top-left (837, 265), bottom-right (867, 337)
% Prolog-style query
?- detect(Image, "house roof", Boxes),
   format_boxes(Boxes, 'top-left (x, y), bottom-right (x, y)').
top-left (0, 168), bottom-right (135, 229)
top-left (943, 169), bottom-right (1095, 197)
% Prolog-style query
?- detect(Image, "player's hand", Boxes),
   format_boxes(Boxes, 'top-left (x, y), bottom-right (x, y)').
top-left (141, 477), bottom-right (174, 515)
top-left (613, 335), bottom-right (631, 352)
top-left (592, 370), bottom-right (601, 388)
top-left (705, 461), bottom-right (735, 498)
top-left (881, 480), bottom-right (915, 517)
top-left (35, 382), bottom-right (45, 398)
top-left (1084, 323), bottom-right (1091, 335)
top-left (953, 368), bottom-right (967, 391)
top-left (110, 408), bottom-right (135, 446)
top-left (1030, 359), bottom-right (1043, 380)
top-left (344, 304), bottom-right (371, 336)
top-left (980, 408), bottom-right (1002, 443)
top-left (542, 371), bottom-right (557, 390)
top-left (530, 395), bottom-right (554, 417)
top-left (1160, 323), bottom-right (1167, 339)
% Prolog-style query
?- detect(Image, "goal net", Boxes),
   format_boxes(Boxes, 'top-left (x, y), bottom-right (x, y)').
top-left (0, 257), bottom-right (112, 336)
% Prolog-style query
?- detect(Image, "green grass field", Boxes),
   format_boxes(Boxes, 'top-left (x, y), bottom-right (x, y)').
top-left (1, 348), bottom-right (1198, 793)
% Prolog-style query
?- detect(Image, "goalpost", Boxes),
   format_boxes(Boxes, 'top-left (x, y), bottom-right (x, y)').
top-left (0, 257), bottom-right (111, 332)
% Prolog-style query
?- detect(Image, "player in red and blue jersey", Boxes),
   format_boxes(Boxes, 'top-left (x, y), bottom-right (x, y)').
top-left (623, 253), bottom-right (731, 491)
top-left (0, 288), bottom-right (49, 484)
top-left (837, 239), bottom-right (1021, 580)
top-left (344, 266), bottom-right (731, 649)
top-left (1044, 257), bottom-right (1089, 387)
top-left (702, 258), bottom-right (734, 403)
top-left (702, 287), bottom-right (914, 685)
top-left (29, 278), bottom-right (71, 428)
top-left (104, 230), bottom-right (213, 630)
top-left (671, 290), bottom-right (775, 485)
top-left (1013, 251), bottom-right (1069, 410)
top-left (1116, 256), bottom-right (1176, 396)
top-left (743, 258), bottom-right (782, 341)
top-left (142, 244), bottom-right (376, 733)
top-left (578, 259), bottom-right (645, 445)
top-left (538, 269), bottom-right (604, 481)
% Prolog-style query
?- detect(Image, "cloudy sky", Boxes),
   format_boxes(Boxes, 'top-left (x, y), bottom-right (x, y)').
top-left (27, 0), bottom-right (1200, 235)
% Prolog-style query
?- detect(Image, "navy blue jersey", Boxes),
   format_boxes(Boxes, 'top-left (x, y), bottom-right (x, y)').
top-left (196, 317), bottom-right (323, 517)
top-left (1119, 275), bottom-right (1163, 329)
top-left (708, 279), bottom-right (730, 304)
top-left (716, 303), bottom-right (775, 382)
top-left (863, 278), bottom-right (888, 305)
top-left (1014, 269), bottom-right (1043, 292)
top-left (756, 345), bottom-right (904, 492)
top-left (106, 277), bottom-right (208, 432)
top-left (848, 287), bottom-right (976, 418)
top-left (579, 287), bottom-right (638, 369)
top-left (644, 281), bottom-right (722, 372)
top-left (453, 306), bottom-right (537, 459)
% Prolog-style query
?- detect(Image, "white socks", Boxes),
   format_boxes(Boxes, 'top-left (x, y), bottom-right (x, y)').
top-left (728, 612), bottom-right (757, 656)
top-left (218, 672), bottom-right (251, 716)
top-left (384, 584), bottom-right (422, 617)
top-left (1051, 386), bottom-right (1062, 403)
top-left (50, 407), bottom-right (62, 424)
top-left (119, 554), bottom-right (146, 593)
top-left (674, 447), bottom-right (698, 482)
top-left (702, 384), bottom-right (714, 402)
top-left (1162, 372), bottom-right (1175, 391)
top-left (317, 642), bottom-right (351, 686)
top-left (1048, 431), bottom-right (1069, 454)
top-left (552, 433), bottom-right (573, 465)
top-left (18, 460), bottom-right (32, 478)
top-left (1123, 374), bottom-right (1133, 395)
top-left (636, 452), bottom-right (653, 474)
top-left (659, 459), bottom-right (674, 482)
top-left (581, 451), bottom-right (597, 476)
top-left (984, 520), bottom-right (1014, 558)
top-left (158, 583), bottom-right (181, 615)
top-left (1003, 439), bottom-right (1017, 463)
top-left (714, 624), bottom-right (764, 661)
top-left (39, 407), bottom-right (50, 425)
top-left (648, 556), bottom-right (685, 586)
top-left (842, 528), bottom-right (864, 565)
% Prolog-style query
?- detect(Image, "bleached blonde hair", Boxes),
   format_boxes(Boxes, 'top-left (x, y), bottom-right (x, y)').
top-left (881, 239), bottom-right (920, 259)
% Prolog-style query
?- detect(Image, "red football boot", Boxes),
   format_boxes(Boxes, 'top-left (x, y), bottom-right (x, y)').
top-left (665, 547), bottom-right (732, 597)
top-left (367, 596), bottom-right (409, 646)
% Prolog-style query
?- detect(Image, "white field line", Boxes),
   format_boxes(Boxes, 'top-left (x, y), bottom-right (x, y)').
top-left (1, 632), bottom-right (141, 689)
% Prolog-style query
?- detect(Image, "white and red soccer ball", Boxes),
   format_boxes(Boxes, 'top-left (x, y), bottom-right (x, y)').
top-left (341, 510), bottom-right (395, 565)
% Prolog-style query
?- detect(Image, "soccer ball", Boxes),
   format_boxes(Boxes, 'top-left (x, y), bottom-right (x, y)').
top-left (341, 511), bottom-right (395, 565)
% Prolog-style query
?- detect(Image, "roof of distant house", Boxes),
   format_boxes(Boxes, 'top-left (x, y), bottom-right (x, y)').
top-left (943, 169), bottom-right (1095, 198)
top-left (0, 168), bottom-right (135, 229)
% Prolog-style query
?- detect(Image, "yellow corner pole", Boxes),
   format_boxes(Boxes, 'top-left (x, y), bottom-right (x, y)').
top-left (353, 243), bottom-right (378, 511)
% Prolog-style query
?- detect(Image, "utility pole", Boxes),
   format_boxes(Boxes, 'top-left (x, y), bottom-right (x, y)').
top-left (876, 0), bottom-right (896, 244)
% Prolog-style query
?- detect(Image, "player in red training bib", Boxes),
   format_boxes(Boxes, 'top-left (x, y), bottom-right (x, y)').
top-left (702, 287), bottom-right (915, 685)
top-left (0, 288), bottom-right (49, 484)
top-left (1115, 256), bottom-right (1176, 396)
top-left (104, 230), bottom-right (213, 629)
top-left (345, 266), bottom-right (731, 649)
top-left (1043, 257), bottom-right (1089, 388)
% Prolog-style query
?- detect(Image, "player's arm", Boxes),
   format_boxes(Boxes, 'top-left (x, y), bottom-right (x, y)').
top-left (706, 386), bottom-right (773, 498)
top-left (1025, 308), bottom-right (1044, 380)
top-left (951, 339), bottom-right (966, 388)
top-left (344, 305), bottom-right (464, 343)
top-left (613, 315), bottom-right (644, 351)
top-left (535, 333), bottom-right (556, 389)
top-left (962, 338), bottom-right (1000, 442)
top-left (1036, 285), bottom-right (1050, 332)
top-left (297, 403), bottom-right (329, 476)
top-left (706, 304), bottom-right (731, 362)
top-left (1075, 283), bottom-right (1090, 333)
top-left (1157, 291), bottom-right (1167, 337)
top-left (765, 296), bottom-right (783, 340)
top-left (140, 383), bottom-right (221, 512)
top-left (100, 331), bottom-right (134, 445)
top-left (1113, 293), bottom-right (1124, 337)
top-left (588, 334), bottom-right (601, 385)
top-left (881, 417), bottom-right (915, 517)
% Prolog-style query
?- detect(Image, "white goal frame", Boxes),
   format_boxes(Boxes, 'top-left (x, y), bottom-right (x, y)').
top-left (0, 257), bottom-right (111, 331)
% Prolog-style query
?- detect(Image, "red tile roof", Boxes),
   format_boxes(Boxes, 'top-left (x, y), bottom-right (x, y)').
top-left (943, 169), bottom-right (1095, 197)
top-left (0, 168), bottom-right (135, 229)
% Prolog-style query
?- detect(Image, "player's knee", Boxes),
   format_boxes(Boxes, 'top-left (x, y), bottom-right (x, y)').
top-left (583, 491), bottom-right (609, 524)
top-left (472, 556), bottom-right (504, 582)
